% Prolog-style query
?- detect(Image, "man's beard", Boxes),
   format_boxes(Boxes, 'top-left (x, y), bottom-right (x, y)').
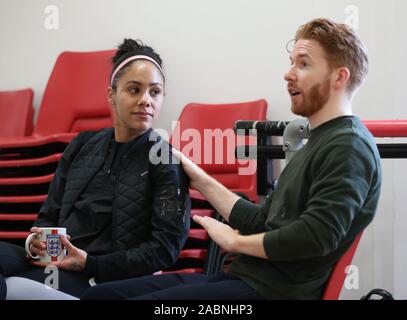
top-left (291, 79), bottom-right (331, 117)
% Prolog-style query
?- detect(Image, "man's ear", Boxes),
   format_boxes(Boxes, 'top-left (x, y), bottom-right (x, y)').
top-left (107, 87), bottom-right (116, 106)
top-left (333, 67), bottom-right (351, 90)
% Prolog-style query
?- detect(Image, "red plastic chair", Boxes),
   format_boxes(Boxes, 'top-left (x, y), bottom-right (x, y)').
top-left (161, 209), bottom-right (216, 274)
top-left (34, 50), bottom-right (115, 137)
top-left (165, 100), bottom-right (267, 275)
top-left (322, 232), bottom-right (363, 300)
top-left (171, 100), bottom-right (268, 202)
top-left (0, 49), bottom-right (116, 187)
top-left (0, 50), bottom-right (115, 243)
top-left (0, 49), bottom-right (115, 151)
top-left (0, 88), bottom-right (34, 138)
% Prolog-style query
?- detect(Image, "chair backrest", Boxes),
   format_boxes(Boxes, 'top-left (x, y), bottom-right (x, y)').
top-left (171, 100), bottom-right (268, 201)
top-left (34, 50), bottom-right (116, 137)
top-left (0, 88), bottom-right (34, 138)
top-left (322, 232), bottom-right (363, 300)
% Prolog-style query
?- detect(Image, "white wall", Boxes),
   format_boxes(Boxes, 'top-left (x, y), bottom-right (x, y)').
top-left (1, 0), bottom-right (406, 299)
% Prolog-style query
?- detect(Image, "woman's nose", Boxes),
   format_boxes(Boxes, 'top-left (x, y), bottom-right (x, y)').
top-left (138, 91), bottom-right (151, 106)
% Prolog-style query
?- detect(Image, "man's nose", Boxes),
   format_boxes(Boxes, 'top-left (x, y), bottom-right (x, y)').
top-left (284, 67), bottom-right (296, 82)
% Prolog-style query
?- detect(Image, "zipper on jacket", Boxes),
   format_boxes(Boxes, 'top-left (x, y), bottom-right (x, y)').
top-left (111, 170), bottom-right (120, 248)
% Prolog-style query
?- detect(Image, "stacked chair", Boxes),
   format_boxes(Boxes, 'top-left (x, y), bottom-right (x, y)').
top-left (1, 51), bottom-right (269, 279)
top-left (163, 100), bottom-right (268, 275)
top-left (0, 88), bottom-right (34, 138)
top-left (0, 50), bottom-right (115, 245)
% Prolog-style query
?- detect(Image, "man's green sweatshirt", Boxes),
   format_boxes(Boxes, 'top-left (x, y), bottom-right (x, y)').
top-left (228, 116), bottom-right (382, 299)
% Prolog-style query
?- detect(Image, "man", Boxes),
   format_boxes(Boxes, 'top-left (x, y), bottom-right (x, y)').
top-left (81, 18), bottom-right (382, 300)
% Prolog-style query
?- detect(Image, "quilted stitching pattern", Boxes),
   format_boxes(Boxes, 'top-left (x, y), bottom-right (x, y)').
top-left (59, 129), bottom-right (166, 250)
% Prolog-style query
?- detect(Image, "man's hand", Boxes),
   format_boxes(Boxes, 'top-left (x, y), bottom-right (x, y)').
top-left (193, 215), bottom-right (239, 252)
top-left (172, 147), bottom-right (207, 190)
top-left (172, 148), bottom-right (240, 222)
top-left (193, 215), bottom-right (268, 259)
top-left (30, 235), bottom-right (87, 271)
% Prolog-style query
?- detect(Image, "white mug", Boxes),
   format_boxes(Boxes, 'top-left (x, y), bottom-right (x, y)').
top-left (25, 227), bottom-right (67, 263)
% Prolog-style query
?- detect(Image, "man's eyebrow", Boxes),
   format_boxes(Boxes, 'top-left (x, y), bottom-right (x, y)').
top-left (297, 53), bottom-right (311, 59)
top-left (289, 53), bottom-right (312, 63)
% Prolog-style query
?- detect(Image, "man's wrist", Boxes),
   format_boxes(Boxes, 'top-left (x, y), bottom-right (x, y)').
top-left (230, 234), bottom-right (244, 253)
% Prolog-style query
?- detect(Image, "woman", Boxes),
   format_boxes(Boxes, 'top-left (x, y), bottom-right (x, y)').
top-left (0, 39), bottom-right (190, 299)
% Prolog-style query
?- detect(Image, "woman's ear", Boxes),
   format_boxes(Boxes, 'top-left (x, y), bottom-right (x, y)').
top-left (107, 87), bottom-right (116, 106)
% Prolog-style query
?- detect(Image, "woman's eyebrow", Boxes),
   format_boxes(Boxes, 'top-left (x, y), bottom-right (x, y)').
top-left (125, 80), bottom-right (163, 87)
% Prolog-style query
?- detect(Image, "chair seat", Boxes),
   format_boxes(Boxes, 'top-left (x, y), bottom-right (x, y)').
top-left (0, 195), bottom-right (47, 203)
top-left (0, 133), bottom-right (76, 149)
top-left (0, 174), bottom-right (54, 185)
top-left (0, 231), bottom-right (29, 239)
top-left (0, 154), bottom-right (62, 168)
top-left (0, 213), bottom-right (37, 221)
